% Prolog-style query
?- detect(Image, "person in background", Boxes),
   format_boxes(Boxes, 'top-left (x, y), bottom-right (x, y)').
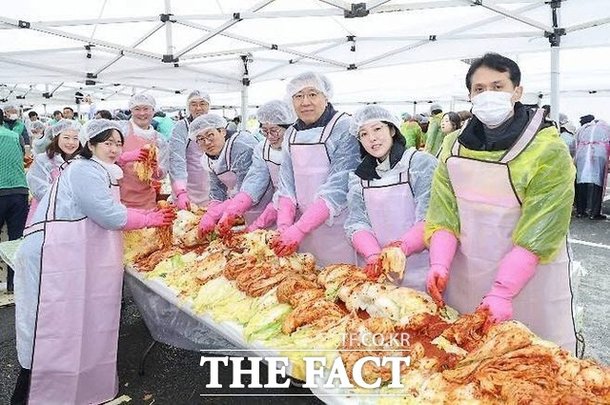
top-left (169, 90), bottom-right (211, 209)
top-left (152, 111), bottom-right (175, 141)
top-left (456, 110), bottom-right (473, 126)
top-left (400, 112), bottom-right (424, 149)
top-left (425, 52), bottom-right (576, 351)
top-left (439, 112), bottom-right (462, 149)
top-left (272, 71), bottom-right (360, 266)
top-left (217, 100), bottom-right (295, 233)
top-left (345, 106), bottom-right (437, 289)
top-left (62, 106), bottom-right (75, 120)
top-left (95, 109), bottom-right (113, 120)
top-left (2, 105), bottom-right (30, 145)
top-left (424, 103), bottom-right (444, 156)
top-left (415, 113), bottom-right (429, 142)
top-left (190, 114), bottom-right (258, 237)
top-left (29, 121), bottom-right (48, 155)
top-left (0, 108), bottom-right (28, 295)
top-left (11, 119), bottom-right (175, 405)
top-left (49, 110), bottom-right (63, 125)
top-left (25, 119), bottom-right (82, 226)
top-left (574, 114), bottom-right (610, 220)
top-left (558, 113), bottom-right (576, 158)
top-left (116, 94), bottom-right (169, 210)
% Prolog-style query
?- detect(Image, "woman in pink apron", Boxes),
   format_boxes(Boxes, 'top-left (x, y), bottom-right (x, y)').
top-left (169, 90), bottom-right (211, 209)
top-left (12, 119), bottom-right (175, 405)
top-left (216, 100), bottom-right (296, 233)
top-left (425, 53), bottom-right (576, 351)
top-left (186, 113), bottom-right (260, 237)
top-left (271, 72), bottom-right (360, 266)
top-left (116, 94), bottom-right (169, 210)
top-left (345, 106), bottom-right (437, 291)
top-left (26, 120), bottom-right (81, 226)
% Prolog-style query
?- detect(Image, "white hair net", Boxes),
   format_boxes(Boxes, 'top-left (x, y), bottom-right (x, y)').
top-left (429, 103), bottom-right (442, 113)
top-left (349, 105), bottom-right (401, 137)
top-left (256, 100), bottom-right (296, 125)
top-left (2, 104), bottom-right (19, 112)
top-left (83, 119), bottom-right (124, 140)
top-left (50, 119), bottom-right (80, 138)
top-left (30, 121), bottom-right (46, 133)
top-left (187, 89), bottom-right (211, 104)
top-left (188, 113), bottom-right (227, 140)
top-left (558, 113), bottom-right (569, 125)
top-left (401, 112), bottom-right (412, 121)
top-left (128, 93), bottom-right (156, 110)
top-left (286, 71), bottom-right (333, 99)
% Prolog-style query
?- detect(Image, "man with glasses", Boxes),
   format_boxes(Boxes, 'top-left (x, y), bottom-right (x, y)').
top-left (215, 100), bottom-right (296, 233)
top-left (271, 71), bottom-right (360, 266)
top-left (169, 90), bottom-right (212, 209)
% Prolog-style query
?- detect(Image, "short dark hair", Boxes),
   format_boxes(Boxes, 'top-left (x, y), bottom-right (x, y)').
top-left (28, 111), bottom-right (38, 118)
top-left (442, 112), bottom-right (462, 131)
top-left (80, 128), bottom-right (124, 159)
top-left (96, 110), bottom-right (113, 119)
top-left (46, 134), bottom-right (82, 160)
top-left (0, 108), bottom-right (4, 124)
top-left (53, 110), bottom-right (62, 117)
top-left (63, 106), bottom-right (74, 113)
top-left (465, 53), bottom-right (521, 91)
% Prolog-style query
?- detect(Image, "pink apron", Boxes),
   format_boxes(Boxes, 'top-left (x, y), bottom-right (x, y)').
top-left (288, 113), bottom-right (357, 266)
top-left (209, 135), bottom-right (273, 224)
top-left (27, 164), bottom-right (124, 404)
top-left (118, 123), bottom-right (157, 210)
top-left (362, 149), bottom-right (429, 291)
top-left (183, 118), bottom-right (210, 205)
top-left (445, 109), bottom-right (576, 351)
top-left (25, 164), bottom-right (63, 227)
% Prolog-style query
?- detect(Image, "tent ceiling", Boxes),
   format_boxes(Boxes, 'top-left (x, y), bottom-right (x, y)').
top-left (0, 0), bottom-right (609, 107)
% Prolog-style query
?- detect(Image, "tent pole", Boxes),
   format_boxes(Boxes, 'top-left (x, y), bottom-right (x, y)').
top-left (165, 0), bottom-right (174, 57)
top-left (549, 0), bottom-right (563, 124)
top-left (240, 86), bottom-right (248, 130)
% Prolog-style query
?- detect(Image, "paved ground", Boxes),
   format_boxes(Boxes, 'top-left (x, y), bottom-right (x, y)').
top-left (1, 196), bottom-right (608, 404)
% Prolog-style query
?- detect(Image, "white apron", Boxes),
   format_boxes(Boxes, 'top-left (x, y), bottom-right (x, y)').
top-left (287, 113), bottom-right (357, 267)
top-left (445, 109), bottom-right (576, 352)
top-left (362, 149), bottom-right (429, 291)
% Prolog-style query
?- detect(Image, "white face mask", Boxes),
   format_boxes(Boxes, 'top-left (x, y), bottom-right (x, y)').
top-left (471, 91), bottom-right (515, 127)
top-left (8, 113), bottom-right (19, 121)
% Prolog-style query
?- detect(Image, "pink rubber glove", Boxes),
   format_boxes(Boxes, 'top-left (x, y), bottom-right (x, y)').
top-left (272, 198), bottom-right (330, 256)
top-left (117, 148), bottom-right (148, 166)
top-left (396, 221), bottom-right (426, 256)
top-left (352, 230), bottom-right (382, 263)
top-left (198, 200), bottom-right (227, 237)
top-left (246, 202), bottom-right (278, 232)
top-left (218, 192), bottom-right (253, 233)
top-left (276, 196), bottom-right (297, 233)
top-left (426, 230), bottom-right (458, 307)
top-left (479, 246), bottom-right (539, 326)
top-left (123, 208), bottom-right (176, 230)
top-left (171, 181), bottom-right (190, 210)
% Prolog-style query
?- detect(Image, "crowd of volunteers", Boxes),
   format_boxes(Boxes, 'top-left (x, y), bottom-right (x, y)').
top-left (0, 52), bottom-right (608, 404)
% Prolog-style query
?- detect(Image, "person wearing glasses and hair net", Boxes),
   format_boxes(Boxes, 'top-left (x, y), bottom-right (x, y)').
top-left (271, 72), bottom-right (360, 266)
top-left (345, 106), bottom-right (437, 289)
top-left (116, 93), bottom-right (169, 209)
top-left (217, 100), bottom-right (296, 233)
top-left (169, 90), bottom-right (211, 209)
top-left (425, 53), bottom-right (576, 351)
top-left (25, 120), bottom-right (82, 226)
top-left (189, 113), bottom-right (259, 237)
top-left (11, 119), bottom-right (175, 404)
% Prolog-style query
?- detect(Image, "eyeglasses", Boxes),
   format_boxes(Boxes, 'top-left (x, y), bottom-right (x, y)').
top-left (195, 132), bottom-right (217, 144)
top-left (260, 126), bottom-right (283, 136)
top-left (292, 91), bottom-right (322, 103)
top-left (357, 123), bottom-right (390, 141)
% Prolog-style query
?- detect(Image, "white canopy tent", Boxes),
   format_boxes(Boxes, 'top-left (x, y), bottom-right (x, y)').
top-left (1, 0), bottom-right (610, 124)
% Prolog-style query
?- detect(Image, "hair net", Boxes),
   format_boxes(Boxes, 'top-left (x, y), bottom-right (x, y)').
top-left (30, 121), bottom-right (46, 133)
top-left (2, 104), bottom-right (19, 112)
top-left (286, 71), bottom-right (333, 99)
top-left (128, 93), bottom-right (156, 110)
top-left (415, 113), bottom-right (429, 124)
top-left (401, 112), bottom-right (412, 121)
top-left (83, 119), bottom-right (124, 140)
top-left (187, 89), bottom-right (211, 104)
top-left (256, 100), bottom-right (296, 125)
top-left (50, 119), bottom-right (79, 138)
top-left (558, 113), bottom-right (569, 125)
top-left (188, 114), bottom-right (227, 140)
top-left (349, 105), bottom-right (401, 137)
top-left (429, 103), bottom-right (442, 113)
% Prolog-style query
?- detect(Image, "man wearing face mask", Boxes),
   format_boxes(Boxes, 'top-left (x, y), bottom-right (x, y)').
top-left (424, 53), bottom-right (576, 352)
top-left (2, 105), bottom-right (30, 145)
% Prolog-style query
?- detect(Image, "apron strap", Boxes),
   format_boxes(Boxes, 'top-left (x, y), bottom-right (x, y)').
top-left (45, 176), bottom-right (61, 222)
top-left (223, 133), bottom-right (237, 170)
top-left (450, 131), bottom-right (462, 156)
top-left (183, 118), bottom-right (192, 149)
top-left (500, 108), bottom-right (544, 163)
top-left (262, 139), bottom-right (271, 161)
top-left (320, 112), bottom-right (345, 144)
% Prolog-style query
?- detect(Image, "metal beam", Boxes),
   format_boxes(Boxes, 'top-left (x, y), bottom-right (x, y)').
top-left (317, 0), bottom-right (350, 11)
top-left (566, 16), bottom-right (610, 33)
top-left (174, 0), bottom-right (276, 59)
top-left (468, 0), bottom-right (552, 32)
